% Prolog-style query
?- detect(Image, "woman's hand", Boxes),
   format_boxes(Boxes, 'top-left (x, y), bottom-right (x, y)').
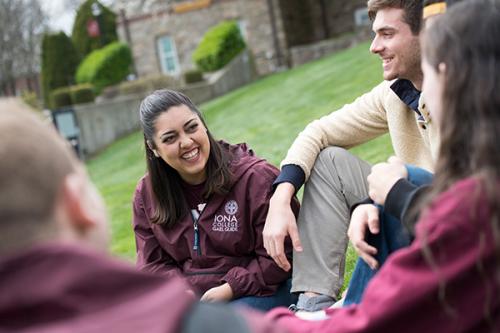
top-left (200, 283), bottom-right (234, 302)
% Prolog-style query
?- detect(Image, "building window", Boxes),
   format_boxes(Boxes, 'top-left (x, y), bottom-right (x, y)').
top-left (237, 20), bottom-right (248, 41)
top-left (354, 7), bottom-right (370, 27)
top-left (157, 36), bottom-right (180, 75)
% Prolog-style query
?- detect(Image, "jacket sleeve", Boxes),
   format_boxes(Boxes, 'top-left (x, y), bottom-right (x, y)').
top-left (281, 81), bottom-right (391, 180)
top-left (384, 179), bottom-right (431, 237)
top-left (132, 183), bottom-right (183, 279)
top-left (222, 164), bottom-right (299, 298)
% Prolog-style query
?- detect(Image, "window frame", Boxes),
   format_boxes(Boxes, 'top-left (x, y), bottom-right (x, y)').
top-left (156, 35), bottom-right (181, 76)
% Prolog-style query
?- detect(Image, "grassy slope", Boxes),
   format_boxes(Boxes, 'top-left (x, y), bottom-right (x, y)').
top-left (87, 41), bottom-right (393, 288)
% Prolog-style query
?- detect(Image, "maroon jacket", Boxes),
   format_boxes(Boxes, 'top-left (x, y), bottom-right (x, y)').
top-left (0, 243), bottom-right (193, 333)
top-left (268, 178), bottom-right (500, 333)
top-left (0, 243), bottom-right (287, 333)
top-left (133, 143), bottom-right (299, 298)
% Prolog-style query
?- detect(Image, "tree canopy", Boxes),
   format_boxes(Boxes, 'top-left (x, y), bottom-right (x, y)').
top-left (40, 32), bottom-right (80, 107)
top-left (0, 0), bottom-right (47, 95)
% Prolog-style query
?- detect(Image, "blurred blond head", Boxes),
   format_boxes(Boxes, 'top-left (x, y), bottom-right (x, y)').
top-left (0, 101), bottom-right (108, 255)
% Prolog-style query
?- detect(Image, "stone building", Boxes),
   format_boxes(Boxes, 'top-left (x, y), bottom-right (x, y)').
top-left (112, 0), bottom-right (369, 77)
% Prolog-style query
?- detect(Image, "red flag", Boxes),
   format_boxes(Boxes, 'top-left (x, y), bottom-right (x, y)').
top-left (87, 19), bottom-right (100, 37)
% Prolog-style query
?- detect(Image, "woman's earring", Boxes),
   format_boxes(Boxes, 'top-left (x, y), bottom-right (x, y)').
top-left (153, 150), bottom-right (160, 158)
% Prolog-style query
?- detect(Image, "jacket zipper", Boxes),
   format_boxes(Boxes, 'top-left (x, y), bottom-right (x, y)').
top-left (190, 209), bottom-right (202, 256)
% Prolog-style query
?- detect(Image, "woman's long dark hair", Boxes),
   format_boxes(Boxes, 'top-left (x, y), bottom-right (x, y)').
top-left (422, 0), bottom-right (500, 194)
top-left (139, 90), bottom-right (233, 227)
top-left (418, 0), bottom-right (500, 323)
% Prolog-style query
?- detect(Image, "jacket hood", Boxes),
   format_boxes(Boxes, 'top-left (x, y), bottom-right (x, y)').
top-left (221, 141), bottom-right (268, 181)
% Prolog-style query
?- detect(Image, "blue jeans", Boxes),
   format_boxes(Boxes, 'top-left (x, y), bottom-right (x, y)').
top-left (343, 165), bottom-right (433, 306)
top-left (230, 279), bottom-right (297, 312)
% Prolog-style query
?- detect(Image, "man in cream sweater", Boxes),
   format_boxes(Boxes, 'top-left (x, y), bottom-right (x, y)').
top-left (263, 0), bottom-right (439, 311)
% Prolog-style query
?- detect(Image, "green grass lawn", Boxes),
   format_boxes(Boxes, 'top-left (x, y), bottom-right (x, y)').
top-left (87, 41), bottom-right (393, 290)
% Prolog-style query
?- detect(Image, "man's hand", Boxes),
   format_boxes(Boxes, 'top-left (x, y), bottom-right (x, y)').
top-left (367, 156), bottom-right (407, 205)
top-left (200, 283), bottom-right (234, 302)
top-left (348, 204), bottom-right (380, 270)
top-left (263, 183), bottom-right (302, 272)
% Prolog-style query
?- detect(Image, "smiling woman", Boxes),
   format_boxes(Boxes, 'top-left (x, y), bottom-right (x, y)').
top-left (147, 104), bottom-right (211, 185)
top-left (133, 89), bottom-right (299, 311)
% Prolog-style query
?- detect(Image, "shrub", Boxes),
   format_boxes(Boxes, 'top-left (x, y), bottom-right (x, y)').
top-left (147, 74), bottom-right (180, 90)
top-left (50, 87), bottom-right (73, 109)
top-left (71, 83), bottom-right (95, 104)
top-left (75, 42), bottom-right (132, 94)
top-left (72, 0), bottom-right (118, 58)
top-left (21, 91), bottom-right (42, 111)
top-left (192, 21), bottom-right (246, 72)
top-left (118, 74), bottom-right (180, 96)
top-left (100, 85), bottom-right (120, 99)
top-left (118, 79), bottom-right (149, 96)
top-left (184, 69), bottom-right (204, 84)
top-left (41, 32), bottom-right (80, 108)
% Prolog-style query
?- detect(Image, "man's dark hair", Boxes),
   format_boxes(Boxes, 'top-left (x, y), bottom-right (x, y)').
top-left (423, 0), bottom-right (460, 5)
top-left (367, 0), bottom-right (423, 34)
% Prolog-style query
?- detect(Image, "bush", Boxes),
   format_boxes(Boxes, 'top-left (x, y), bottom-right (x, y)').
top-left (100, 85), bottom-right (120, 99)
top-left (118, 74), bottom-right (180, 96)
top-left (72, 0), bottom-right (118, 58)
top-left (49, 84), bottom-right (96, 108)
top-left (71, 83), bottom-right (95, 104)
top-left (50, 87), bottom-right (73, 109)
top-left (21, 91), bottom-right (42, 111)
top-left (147, 74), bottom-right (180, 90)
top-left (184, 69), bottom-right (204, 84)
top-left (117, 79), bottom-right (149, 96)
top-left (75, 42), bottom-right (132, 94)
top-left (193, 21), bottom-right (246, 72)
top-left (41, 32), bottom-right (80, 108)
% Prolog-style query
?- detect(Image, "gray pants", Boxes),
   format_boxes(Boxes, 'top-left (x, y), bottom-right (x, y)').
top-left (291, 147), bottom-right (371, 298)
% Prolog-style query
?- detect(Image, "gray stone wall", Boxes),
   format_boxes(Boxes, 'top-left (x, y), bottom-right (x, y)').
top-left (74, 95), bottom-right (142, 158)
top-left (318, 0), bottom-right (367, 37)
top-left (117, 0), bottom-right (284, 77)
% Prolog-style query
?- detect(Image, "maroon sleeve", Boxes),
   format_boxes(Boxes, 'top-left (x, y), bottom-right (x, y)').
top-left (132, 182), bottom-right (183, 279)
top-left (223, 163), bottom-right (299, 298)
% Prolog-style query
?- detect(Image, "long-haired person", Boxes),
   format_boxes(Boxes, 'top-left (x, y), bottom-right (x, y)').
top-left (268, 0), bottom-right (500, 331)
top-left (133, 89), bottom-right (299, 311)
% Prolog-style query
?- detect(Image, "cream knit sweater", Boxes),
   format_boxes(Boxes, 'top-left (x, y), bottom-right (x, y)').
top-left (281, 80), bottom-right (440, 180)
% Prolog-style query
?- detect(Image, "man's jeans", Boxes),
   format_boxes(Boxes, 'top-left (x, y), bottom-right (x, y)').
top-left (230, 278), bottom-right (297, 312)
top-left (343, 166), bottom-right (433, 306)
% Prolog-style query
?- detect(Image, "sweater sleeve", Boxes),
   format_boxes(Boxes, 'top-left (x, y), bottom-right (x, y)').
top-left (222, 164), bottom-right (299, 298)
top-left (273, 164), bottom-right (306, 192)
top-left (132, 183), bottom-right (183, 279)
top-left (281, 81), bottom-right (390, 180)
